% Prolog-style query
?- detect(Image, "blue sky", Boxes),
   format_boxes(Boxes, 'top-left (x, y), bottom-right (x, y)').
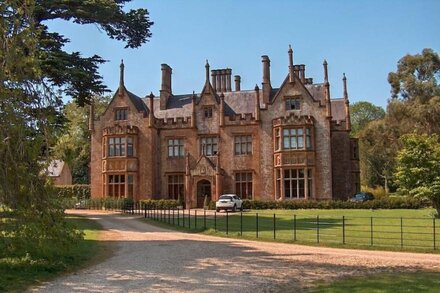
top-left (47, 0), bottom-right (440, 108)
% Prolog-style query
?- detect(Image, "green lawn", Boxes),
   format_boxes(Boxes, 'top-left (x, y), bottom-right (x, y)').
top-left (310, 271), bottom-right (440, 293)
top-left (145, 208), bottom-right (440, 252)
top-left (0, 215), bottom-right (108, 292)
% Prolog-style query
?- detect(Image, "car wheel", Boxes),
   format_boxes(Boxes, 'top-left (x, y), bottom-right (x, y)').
top-left (232, 205), bottom-right (236, 212)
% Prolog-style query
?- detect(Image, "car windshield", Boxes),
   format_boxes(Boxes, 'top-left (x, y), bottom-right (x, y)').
top-left (219, 195), bottom-right (232, 200)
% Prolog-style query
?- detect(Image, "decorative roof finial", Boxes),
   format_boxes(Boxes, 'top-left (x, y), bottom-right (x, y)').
top-left (205, 59), bottom-right (210, 82)
top-left (288, 45), bottom-right (294, 83)
top-left (343, 73), bottom-right (348, 101)
top-left (120, 59), bottom-right (125, 88)
top-left (323, 59), bottom-right (328, 83)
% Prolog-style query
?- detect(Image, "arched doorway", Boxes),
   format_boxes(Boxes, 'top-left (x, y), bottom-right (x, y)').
top-left (196, 180), bottom-right (211, 208)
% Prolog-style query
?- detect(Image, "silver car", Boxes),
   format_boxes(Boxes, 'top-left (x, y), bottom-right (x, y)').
top-left (216, 194), bottom-right (243, 212)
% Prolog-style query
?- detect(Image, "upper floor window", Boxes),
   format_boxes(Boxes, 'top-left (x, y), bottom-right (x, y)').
top-left (168, 138), bottom-right (184, 158)
top-left (108, 136), bottom-right (134, 157)
top-left (204, 107), bottom-right (213, 118)
top-left (115, 108), bottom-right (128, 120)
top-left (285, 97), bottom-right (301, 110)
top-left (281, 127), bottom-right (313, 150)
top-left (234, 135), bottom-right (252, 155)
top-left (201, 137), bottom-right (218, 156)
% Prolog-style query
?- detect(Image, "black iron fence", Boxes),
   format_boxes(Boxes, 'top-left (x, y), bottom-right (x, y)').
top-left (141, 207), bottom-right (439, 251)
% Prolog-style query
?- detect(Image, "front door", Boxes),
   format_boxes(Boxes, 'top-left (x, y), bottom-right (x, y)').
top-left (197, 180), bottom-right (211, 208)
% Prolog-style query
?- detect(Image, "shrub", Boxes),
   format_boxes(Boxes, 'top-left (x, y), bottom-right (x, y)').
top-left (241, 197), bottom-right (430, 210)
top-left (140, 199), bottom-right (179, 209)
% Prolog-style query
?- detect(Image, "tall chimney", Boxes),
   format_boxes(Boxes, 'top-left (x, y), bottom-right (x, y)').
top-left (220, 69), bottom-right (226, 92)
top-left (211, 70), bottom-right (217, 93)
top-left (299, 64), bottom-right (306, 83)
top-left (148, 92), bottom-right (155, 127)
top-left (226, 68), bottom-right (232, 92)
top-left (216, 70), bottom-right (221, 92)
top-left (262, 55), bottom-right (272, 104)
top-left (234, 75), bottom-right (241, 91)
top-left (118, 59), bottom-right (125, 97)
top-left (160, 64), bottom-right (172, 110)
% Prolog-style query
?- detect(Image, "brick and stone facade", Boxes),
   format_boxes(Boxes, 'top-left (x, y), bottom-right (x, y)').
top-left (90, 47), bottom-right (360, 207)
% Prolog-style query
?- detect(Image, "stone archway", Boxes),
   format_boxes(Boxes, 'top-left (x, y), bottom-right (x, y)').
top-left (196, 179), bottom-right (211, 208)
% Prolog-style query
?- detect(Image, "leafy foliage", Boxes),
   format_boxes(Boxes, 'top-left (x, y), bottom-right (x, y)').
top-left (0, 0), bottom-right (152, 264)
top-left (349, 101), bottom-right (385, 136)
top-left (53, 96), bottom-right (109, 183)
top-left (395, 134), bottom-right (440, 215)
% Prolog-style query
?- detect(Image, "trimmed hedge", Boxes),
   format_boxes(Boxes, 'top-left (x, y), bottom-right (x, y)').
top-left (241, 197), bottom-right (431, 210)
top-left (55, 184), bottom-right (91, 200)
top-left (140, 199), bottom-right (179, 209)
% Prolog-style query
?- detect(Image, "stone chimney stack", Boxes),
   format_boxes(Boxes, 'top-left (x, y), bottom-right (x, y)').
top-left (323, 60), bottom-right (332, 118)
top-left (262, 55), bottom-right (272, 104)
top-left (211, 70), bottom-right (217, 93)
top-left (234, 75), bottom-right (241, 91)
top-left (299, 64), bottom-right (306, 83)
top-left (148, 92), bottom-right (155, 127)
top-left (160, 64), bottom-right (172, 110)
top-left (118, 59), bottom-right (125, 97)
top-left (211, 68), bottom-right (232, 93)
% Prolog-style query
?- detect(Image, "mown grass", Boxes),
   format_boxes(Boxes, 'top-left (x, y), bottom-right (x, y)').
top-left (310, 271), bottom-right (440, 292)
top-left (0, 215), bottom-right (108, 292)
top-left (144, 208), bottom-right (440, 252)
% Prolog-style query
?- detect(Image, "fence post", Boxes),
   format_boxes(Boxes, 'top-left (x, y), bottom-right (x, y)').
top-left (188, 209), bottom-right (191, 229)
top-left (177, 208), bottom-right (180, 226)
top-left (273, 214), bottom-right (276, 239)
top-left (144, 205), bottom-right (146, 218)
top-left (240, 211), bottom-right (243, 236)
top-left (316, 215), bottom-right (320, 244)
top-left (214, 211), bottom-right (217, 231)
top-left (370, 217), bottom-right (374, 246)
top-left (172, 208), bottom-right (175, 225)
top-left (434, 218), bottom-right (436, 250)
top-left (294, 214), bottom-right (297, 241)
top-left (400, 217), bottom-right (403, 248)
top-left (195, 210), bottom-right (197, 229)
top-left (204, 209), bottom-right (206, 229)
top-left (342, 216), bottom-right (345, 245)
top-left (256, 213), bottom-right (259, 238)
top-left (226, 211), bottom-right (229, 235)
top-left (183, 209), bottom-right (185, 227)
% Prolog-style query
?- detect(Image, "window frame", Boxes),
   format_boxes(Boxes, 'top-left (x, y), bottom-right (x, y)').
top-left (235, 171), bottom-right (253, 199)
top-left (167, 138), bottom-right (185, 158)
top-left (284, 96), bottom-right (301, 111)
top-left (107, 135), bottom-right (135, 157)
top-left (114, 108), bottom-right (128, 121)
top-left (234, 135), bottom-right (252, 156)
top-left (203, 106), bottom-right (213, 118)
top-left (200, 136), bottom-right (219, 156)
top-left (281, 127), bottom-right (313, 150)
top-left (167, 174), bottom-right (184, 200)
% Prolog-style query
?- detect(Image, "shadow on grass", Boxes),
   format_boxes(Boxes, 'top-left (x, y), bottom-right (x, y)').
top-left (0, 216), bottom-right (109, 292)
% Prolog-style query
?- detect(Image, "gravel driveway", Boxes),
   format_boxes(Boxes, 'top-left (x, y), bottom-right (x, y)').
top-left (30, 210), bottom-right (440, 293)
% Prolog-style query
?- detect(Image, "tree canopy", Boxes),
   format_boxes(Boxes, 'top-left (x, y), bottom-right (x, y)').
top-left (0, 0), bottom-right (153, 261)
top-left (349, 101), bottom-right (385, 136)
top-left (395, 134), bottom-right (440, 215)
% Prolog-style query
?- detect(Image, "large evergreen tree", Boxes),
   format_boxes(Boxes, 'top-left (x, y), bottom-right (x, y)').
top-left (0, 0), bottom-right (153, 259)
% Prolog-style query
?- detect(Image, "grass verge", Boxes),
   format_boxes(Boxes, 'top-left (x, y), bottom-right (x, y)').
top-left (310, 271), bottom-right (440, 292)
top-left (0, 215), bottom-right (109, 292)
top-left (142, 208), bottom-right (440, 253)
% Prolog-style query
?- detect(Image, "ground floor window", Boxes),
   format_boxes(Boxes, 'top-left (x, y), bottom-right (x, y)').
top-left (106, 174), bottom-right (135, 198)
top-left (235, 172), bottom-right (253, 199)
top-left (276, 168), bottom-right (313, 199)
top-left (168, 174), bottom-right (184, 201)
top-left (108, 174), bottom-right (125, 197)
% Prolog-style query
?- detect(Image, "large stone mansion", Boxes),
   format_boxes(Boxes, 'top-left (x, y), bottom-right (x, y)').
top-left (90, 46), bottom-right (360, 208)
